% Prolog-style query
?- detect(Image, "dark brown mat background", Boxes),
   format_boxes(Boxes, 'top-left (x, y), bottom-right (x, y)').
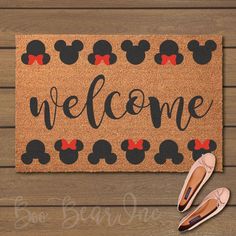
top-left (16, 35), bottom-right (222, 172)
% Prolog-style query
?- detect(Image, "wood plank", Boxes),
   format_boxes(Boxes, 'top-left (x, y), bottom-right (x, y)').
top-left (0, 89), bottom-right (14, 126)
top-left (1, 48), bottom-right (235, 87)
top-left (0, 10), bottom-right (236, 47)
top-left (224, 88), bottom-right (236, 126)
top-left (224, 48), bottom-right (236, 86)
top-left (0, 128), bottom-right (14, 166)
top-left (0, 206), bottom-right (235, 235)
top-left (224, 127), bottom-right (236, 165)
top-left (0, 88), bottom-right (236, 126)
top-left (0, 49), bottom-right (14, 87)
top-left (0, 167), bottom-right (235, 206)
top-left (1, 0), bottom-right (236, 8)
top-left (1, 127), bottom-right (235, 166)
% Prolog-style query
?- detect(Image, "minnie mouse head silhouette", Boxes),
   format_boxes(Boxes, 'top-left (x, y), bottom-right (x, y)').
top-left (88, 40), bottom-right (117, 65)
top-left (188, 139), bottom-right (217, 161)
top-left (121, 139), bottom-right (150, 164)
top-left (154, 40), bottom-right (184, 65)
top-left (54, 139), bottom-right (84, 164)
top-left (21, 40), bottom-right (50, 65)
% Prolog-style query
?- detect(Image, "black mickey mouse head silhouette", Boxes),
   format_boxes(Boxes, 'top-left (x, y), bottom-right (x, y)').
top-left (54, 40), bottom-right (84, 65)
top-left (188, 139), bottom-right (217, 161)
top-left (54, 139), bottom-right (84, 164)
top-left (21, 140), bottom-right (50, 164)
top-left (121, 139), bottom-right (150, 164)
top-left (21, 40), bottom-right (50, 65)
top-left (88, 40), bottom-right (117, 65)
top-left (121, 40), bottom-right (150, 65)
top-left (154, 40), bottom-right (184, 65)
top-left (154, 140), bottom-right (184, 165)
top-left (88, 140), bottom-right (117, 164)
top-left (187, 40), bottom-right (217, 64)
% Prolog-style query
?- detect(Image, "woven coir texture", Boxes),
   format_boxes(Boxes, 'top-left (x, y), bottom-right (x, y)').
top-left (16, 35), bottom-right (222, 172)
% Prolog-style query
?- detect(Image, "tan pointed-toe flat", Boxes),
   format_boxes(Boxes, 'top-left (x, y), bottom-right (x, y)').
top-left (177, 153), bottom-right (216, 212)
top-left (178, 187), bottom-right (230, 232)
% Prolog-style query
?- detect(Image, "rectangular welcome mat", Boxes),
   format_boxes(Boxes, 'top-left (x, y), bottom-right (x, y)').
top-left (16, 35), bottom-right (222, 172)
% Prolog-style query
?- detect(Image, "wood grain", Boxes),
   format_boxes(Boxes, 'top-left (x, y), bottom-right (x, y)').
top-left (0, 167), bottom-right (234, 206)
top-left (0, 206), bottom-right (236, 235)
top-left (224, 88), bottom-right (236, 125)
top-left (1, 0), bottom-right (236, 8)
top-left (225, 48), bottom-right (236, 86)
top-left (1, 48), bottom-right (235, 87)
top-left (0, 10), bottom-right (236, 47)
top-left (1, 127), bottom-right (235, 166)
top-left (0, 49), bottom-right (15, 87)
top-left (0, 89), bottom-right (14, 126)
top-left (1, 88), bottom-right (236, 126)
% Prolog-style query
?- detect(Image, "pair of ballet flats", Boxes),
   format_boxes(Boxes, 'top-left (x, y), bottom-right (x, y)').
top-left (177, 153), bottom-right (230, 232)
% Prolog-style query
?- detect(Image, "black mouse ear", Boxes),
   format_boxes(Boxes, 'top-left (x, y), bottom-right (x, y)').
top-left (205, 40), bottom-right (217, 51)
top-left (21, 53), bottom-right (29, 65)
top-left (54, 40), bottom-right (66, 51)
top-left (21, 153), bottom-right (34, 165)
top-left (209, 140), bottom-right (217, 151)
top-left (188, 40), bottom-right (199, 51)
top-left (54, 140), bottom-right (62, 151)
top-left (43, 53), bottom-right (50, 65)
top-left (143, 140), bottom-right (150, 151)
top-left (76, 140), bottom-right (84, 151)
top-left (88, 153), bottom-right (100, 165)
top-left (187, 140), bottom-right (195, 151)
top-left (138, 40), bottom-right (150, 51)
top-left (172, 153), bottom-right (184, 165)
top-left (121, 140), bottom-right (129, 151)
top-left (121, 40), bottom-right (133, 51)
top-left (72, 40), bottom-right (84, 51)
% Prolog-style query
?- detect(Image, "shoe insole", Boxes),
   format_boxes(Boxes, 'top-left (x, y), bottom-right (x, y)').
top-left (182, 199), bottom-right (218, 227)
top-left (179, 166), bottom-right (206, 208)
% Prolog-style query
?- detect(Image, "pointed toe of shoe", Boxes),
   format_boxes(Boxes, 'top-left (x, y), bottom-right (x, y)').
top-left (178, 225), bottom-right (189, 232)
top-left (177, 203), bottom-right (189, 212)
top-left (177, 204), bottom-right (185, 212)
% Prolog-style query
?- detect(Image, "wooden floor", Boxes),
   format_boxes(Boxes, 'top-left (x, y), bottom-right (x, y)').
top-left (0, 0), bottom-right (236, 235)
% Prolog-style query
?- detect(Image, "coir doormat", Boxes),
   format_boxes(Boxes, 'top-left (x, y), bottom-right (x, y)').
top-left (16, 35), bottom-right (222, 172)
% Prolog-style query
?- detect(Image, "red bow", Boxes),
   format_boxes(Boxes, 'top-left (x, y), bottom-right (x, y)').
top-left (28, 54), bottom-right (44, 65)
top-left (161, 54), bottom-right (177, 65)
top-left (194, 139), bottom-right (210, 150)
top-left (128, 139), bottom-right (143, 150)
top-left (61, 139), bottom-right (77, 150)
top-left (95, 54), bottom-right (110, 65)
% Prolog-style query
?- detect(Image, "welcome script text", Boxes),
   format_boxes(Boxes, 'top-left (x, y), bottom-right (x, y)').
top-left (29, 74), bottom-right (213, 131)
